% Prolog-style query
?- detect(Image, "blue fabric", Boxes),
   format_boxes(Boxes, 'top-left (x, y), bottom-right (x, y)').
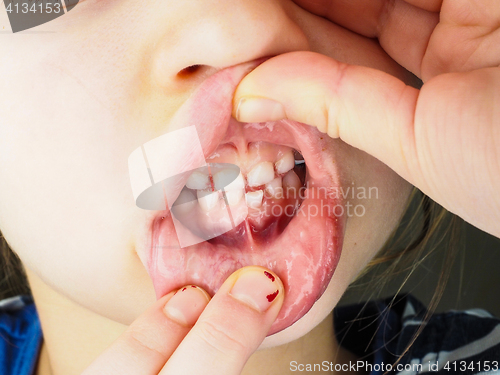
top-left (335, 294), bottom-right (500, 374)
top-left (0, 295), bottom-right (42, 375)
top-left (2, 293), bottom-right (499, 375)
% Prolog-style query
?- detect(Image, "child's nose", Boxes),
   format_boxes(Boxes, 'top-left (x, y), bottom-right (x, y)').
top-left (149, 0), bottom-right (310, 87)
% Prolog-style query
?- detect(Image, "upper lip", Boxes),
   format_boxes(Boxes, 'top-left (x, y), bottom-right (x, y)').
top-left (137, 56), bottom-right (343, 248)
top-left (155, 58), bottom-right (340, 208)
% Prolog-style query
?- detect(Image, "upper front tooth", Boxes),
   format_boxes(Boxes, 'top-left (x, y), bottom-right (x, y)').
top-left (214, 171), bottom-right (245, 191)
top-left (186, 171), bottom-right (210, 190)
top-left (172, 189), bottom-right (197, 215)
top-left (247, 161), bottom-right (275, 187)
top-left (275, 151), bottom-right (295, 174)
top-left (197, 190), bottom-right (219, 212)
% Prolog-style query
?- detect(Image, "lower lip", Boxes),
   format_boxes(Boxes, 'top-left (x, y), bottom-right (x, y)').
top-left (148, 176), bottom-right (344, 335)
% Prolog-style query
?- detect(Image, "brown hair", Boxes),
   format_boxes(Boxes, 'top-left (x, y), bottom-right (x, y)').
top-left (349, 188), bottom-right (464, 367)
top-left (0, 234), bottom-right (31, 299)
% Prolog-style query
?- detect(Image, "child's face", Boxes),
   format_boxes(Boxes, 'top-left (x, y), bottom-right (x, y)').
top-left (0, 1), bottom-right (413, 345)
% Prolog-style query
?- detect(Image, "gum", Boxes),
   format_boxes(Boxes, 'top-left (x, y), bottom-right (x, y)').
top-left (206, 141), bottom-right (294, 175)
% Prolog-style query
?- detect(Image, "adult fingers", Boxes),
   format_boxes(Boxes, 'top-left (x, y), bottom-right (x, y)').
top-left (293, 1), bottom-right (500, 80)
top-left (235, 52), bottom-right (419, 181)
top-left (160, 266), bottom-right (284, 375)
top-left (233, 51), bottom-right (500, 237)
top-left (82, 286), bottom-right (210, 375)
top-left (292, 0), bottom-right (438, 77)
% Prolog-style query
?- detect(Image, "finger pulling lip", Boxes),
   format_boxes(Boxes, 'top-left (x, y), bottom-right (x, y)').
top-left (135, 60), bottom-right (345, 335)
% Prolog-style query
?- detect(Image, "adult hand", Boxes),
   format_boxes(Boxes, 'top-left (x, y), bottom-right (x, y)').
top-left (233, 0), bottom-right (500, 238)
top-left (81, 266), bottom-right (283, 375)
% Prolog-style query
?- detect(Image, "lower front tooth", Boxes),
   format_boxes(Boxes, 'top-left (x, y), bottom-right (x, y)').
top-left (245, 190), bottom-right (264, 209)
top-left (197, 190), bottom-right (219, 212)
top-left (265, 177), bottom-right (283, 198)
top-left (224, 189), bottom-right (243, 206)
top-left (283, 170), bottom-right (301, 198)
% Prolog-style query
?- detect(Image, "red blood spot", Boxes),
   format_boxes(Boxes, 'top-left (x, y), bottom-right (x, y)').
top-left (209, 176), bottom-right (215, 192)
top-left (182, 287), bottom-right (187, 292)
top-left (266, 290), bottom-right (279, 303)
top-left (264, 271), bottom-right (275, 282)
top-left (191, 285), bottom-right (197, 288)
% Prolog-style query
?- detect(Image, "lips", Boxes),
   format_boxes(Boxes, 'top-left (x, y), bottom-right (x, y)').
top-left (138, 61), bottom-right (345, 335)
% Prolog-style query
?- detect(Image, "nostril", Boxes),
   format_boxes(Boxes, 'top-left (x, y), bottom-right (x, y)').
top-left (177, 64), bottom-right (203, 78)
top-left (175, 65), bottom-right (219, 84)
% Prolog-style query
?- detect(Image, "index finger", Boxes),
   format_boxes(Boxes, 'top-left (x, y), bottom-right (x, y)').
top-left (82, 286), bottom-right (210, 375)
top-left (160, 266), bottom-right (284, 375)
top-left (293, 0), bottom-right (439, 77)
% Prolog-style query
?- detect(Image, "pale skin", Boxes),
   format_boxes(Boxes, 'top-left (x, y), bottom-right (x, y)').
top-left (0, 0), bottom-right (497, 374)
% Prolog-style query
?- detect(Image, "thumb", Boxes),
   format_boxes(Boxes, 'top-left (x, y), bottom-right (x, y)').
top-left (233, 51), bottom-right (419, 184)
top-left (233, 51), bottom-right (500, 237)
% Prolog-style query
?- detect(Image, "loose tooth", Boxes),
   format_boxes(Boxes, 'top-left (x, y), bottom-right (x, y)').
top-left (197, 190), bottom-right (219, 212)
top-left (245, 190), bottom-right (264, 209)
top-left (265, 177), bottom-right (283, 198)
top-left (275, 151), bottom-right (295, 174)
top-left (283, 170), bottom-right (301, 198)
top-left (172, 189), bottom-right (197, 215)
top-left (186, 171), bottom-right (210, 190)
top-left (224, 189), bottom-right (244, 206)
top-left (214, 171), bottom-right (245, 191)
top-left (247, 161), bottom-right (275, 187)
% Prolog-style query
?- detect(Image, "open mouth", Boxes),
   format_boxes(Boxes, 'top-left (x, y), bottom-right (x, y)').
top-left (139, 61), bottom-right (345, 335)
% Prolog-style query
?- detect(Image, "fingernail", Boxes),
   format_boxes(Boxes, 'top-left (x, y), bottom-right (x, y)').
top-left (229, 267), bottom-right (282, 313)
top-left (236, 97), bottom-right (285, 123)
top-left (164, 285), bottom-right (210, 327)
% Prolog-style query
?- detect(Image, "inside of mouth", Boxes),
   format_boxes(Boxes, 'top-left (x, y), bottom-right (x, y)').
top-left (151, 129), bottom-right (344, 335)
top-left (171, 143), bottom-right (308, 247)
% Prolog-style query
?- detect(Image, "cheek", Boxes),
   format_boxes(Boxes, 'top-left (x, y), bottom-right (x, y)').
top-left (0, 5), bottom-right (183, 321)
top-left (329, 148), bottom-right (413, 309)
top-left (262, 148), bottom-right (412, 347)
top-left (0, 58), bottom-right (158, 323)
top-left (343, 152), bottom-right (414, 259)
